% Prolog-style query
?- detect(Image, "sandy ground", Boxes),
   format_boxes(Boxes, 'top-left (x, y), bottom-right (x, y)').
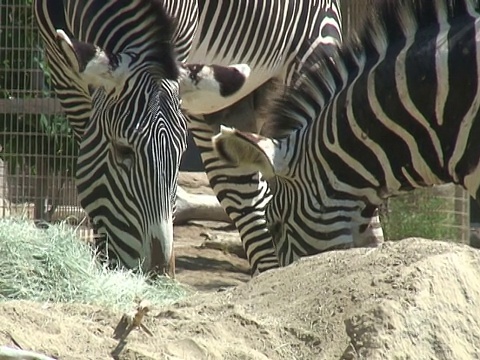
top-left (174, 172), bottom-right (250, 291)
top-left (1, 173), bottom-right (480, 359)
top-left (172, 220), bottom-right (250, 292)
top-left (2, 239), bottom-right (480, 359)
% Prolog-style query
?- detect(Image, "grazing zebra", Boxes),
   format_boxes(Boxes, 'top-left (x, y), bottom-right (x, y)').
top-left (213, 0), bottom-right (480, 266)
top-left (183, 0), bottom-right (387, 276)
top-left (34, 0), bottom-right (249, 276)
top-left (35, 0), bottom-right (382, 275)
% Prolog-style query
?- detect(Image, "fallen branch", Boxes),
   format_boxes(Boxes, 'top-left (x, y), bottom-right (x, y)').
top-left (175, 186), bottom-right (232, 225)
top-left (111, 299), bottom-right (153, 358)
top-left (112, 299), bottom-right (153, 341)
top-left (0, 346), bottom-right (56, 360)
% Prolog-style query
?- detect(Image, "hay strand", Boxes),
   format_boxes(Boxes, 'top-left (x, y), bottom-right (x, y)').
top-left (0, 218), bottom-right (188, 312)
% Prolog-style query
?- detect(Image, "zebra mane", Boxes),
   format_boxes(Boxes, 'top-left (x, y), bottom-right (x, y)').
top-left (61, 0), bottom-right (178, 79)
top-left (262, 0), bottom-right (480, 138)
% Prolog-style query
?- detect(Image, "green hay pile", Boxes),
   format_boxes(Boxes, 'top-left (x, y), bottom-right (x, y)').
top-left (0, 218), bottom-right (188, 311)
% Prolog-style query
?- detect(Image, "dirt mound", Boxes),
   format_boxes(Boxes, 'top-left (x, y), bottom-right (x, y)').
top-left (1, 238), bottom-right (480, 360)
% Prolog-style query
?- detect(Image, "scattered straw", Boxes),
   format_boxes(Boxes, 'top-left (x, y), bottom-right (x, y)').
top-left (0, 218), bottom-right (189, 311)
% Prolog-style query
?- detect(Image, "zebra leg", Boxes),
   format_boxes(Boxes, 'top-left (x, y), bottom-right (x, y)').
top-left (188, 94), bottom-right (279, 275)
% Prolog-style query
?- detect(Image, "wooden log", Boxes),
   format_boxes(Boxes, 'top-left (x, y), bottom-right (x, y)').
top-left (0, 98), bottom-right (62, 115)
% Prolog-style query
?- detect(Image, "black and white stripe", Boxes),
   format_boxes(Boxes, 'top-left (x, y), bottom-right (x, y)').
top-left (35, 0), bottom-right (351, 275)
top-left (186, 0), bottom-right (351, 274)
top-left (217, 0), bottom-right (480, 266)
top-left (34, 0), bottom-right (189, 274)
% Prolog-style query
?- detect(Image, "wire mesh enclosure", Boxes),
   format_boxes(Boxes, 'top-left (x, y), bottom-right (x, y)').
top-left (0, 0), bottom-right (91, 237)
top-left (380, 185), bottom-right (470, 244)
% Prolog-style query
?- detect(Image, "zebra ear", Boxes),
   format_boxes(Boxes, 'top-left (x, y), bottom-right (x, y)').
top-left (212, 125), bottom-right (278, 181)
top-left (55, 30), bottom-right (128, 89)
top-left (180, 63), bottom-right (250, 111)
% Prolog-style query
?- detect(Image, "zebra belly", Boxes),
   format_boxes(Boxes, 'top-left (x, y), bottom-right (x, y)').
top-left (181, 65), bottom-right (279, 115)
top-left (185, 3), bottom-right (292, 115)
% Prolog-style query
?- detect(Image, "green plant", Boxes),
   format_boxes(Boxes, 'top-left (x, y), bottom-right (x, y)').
top-left (380, 188), bottom-right (465, 242)
top-left (0, 0), bottom-right (77, 175)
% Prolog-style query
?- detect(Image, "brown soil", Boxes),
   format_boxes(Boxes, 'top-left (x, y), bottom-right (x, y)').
top-left (2, 174), bottom-right (480, 359)
top-left (174, 172), bottom-right (250, 291)
top-left (2, 239), bottom-right (480, 359)
top-left (173, 220), bottom-right (250, 292)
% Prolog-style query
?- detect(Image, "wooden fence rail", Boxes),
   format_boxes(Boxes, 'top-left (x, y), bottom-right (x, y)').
top-left (0, 98), bottom-right (62, 115)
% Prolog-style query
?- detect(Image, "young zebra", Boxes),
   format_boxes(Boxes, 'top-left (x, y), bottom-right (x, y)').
top-left (213, 0), bottom-right (480, 266)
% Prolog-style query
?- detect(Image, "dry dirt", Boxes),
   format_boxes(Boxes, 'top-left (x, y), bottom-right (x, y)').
top-left (2, 174), bottom-right (480, 360)
top-left (173, 172), bottom-right (250, 291)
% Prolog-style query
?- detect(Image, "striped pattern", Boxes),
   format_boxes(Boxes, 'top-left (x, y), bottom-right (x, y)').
top-left (75, 79), bottom-right (187, 270)
top-left (187, 0), bottom-right (351, 274)
top-left (223, 0), bottom-right (480, 266)
top-left (34, 0), bottom-right (190, 272)
top-left (35, 0), bottom-right (197, 141)
top-left (35, 0), bottom-right (354, 274)
top-left (193, 0), bottom-right (342, 86)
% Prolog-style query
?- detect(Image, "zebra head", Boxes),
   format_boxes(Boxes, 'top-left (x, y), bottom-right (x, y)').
top-left (213, 126), bottom-right (354, 266)
top-left (212, 126), bottom-right (293, 265)
top-left (52, 30), bottom-right (250, 277)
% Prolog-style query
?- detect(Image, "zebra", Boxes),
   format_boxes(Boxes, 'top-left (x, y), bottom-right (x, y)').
top-left (34, 0), bottom-right (250, 276)
top-left (182, 0), bottom-right (386, 276)
top-left (35, 0), bottom-right (382, 275)
top-left (213, 0), bottom-right (480, 266)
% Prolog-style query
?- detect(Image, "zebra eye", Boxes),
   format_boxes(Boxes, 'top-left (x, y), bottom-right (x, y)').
top-left (116, 144), bottom-right (134, 158)
top-left (113, 143), bottom-right (135, 170)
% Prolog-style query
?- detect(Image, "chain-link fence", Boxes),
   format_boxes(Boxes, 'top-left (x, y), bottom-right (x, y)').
top-left (0, 0), bottom-right (473, 244)
top-left (380, 185), bottom-right (470, 244)
top-left (0, 0), bottom-right (91, 237)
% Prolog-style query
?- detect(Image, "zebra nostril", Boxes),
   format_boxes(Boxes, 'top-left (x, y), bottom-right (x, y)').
top-left (150, 238), bottom-right (175, 279)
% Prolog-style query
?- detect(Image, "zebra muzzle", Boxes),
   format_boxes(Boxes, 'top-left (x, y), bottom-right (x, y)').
top-left (149, 232), bottom-right (175, 279)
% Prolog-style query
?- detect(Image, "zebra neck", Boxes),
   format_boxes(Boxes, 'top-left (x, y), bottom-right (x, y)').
top-left (293, 1), bottom-right (480, 204)
top-left (158, 0), bottom-right (199, 62)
